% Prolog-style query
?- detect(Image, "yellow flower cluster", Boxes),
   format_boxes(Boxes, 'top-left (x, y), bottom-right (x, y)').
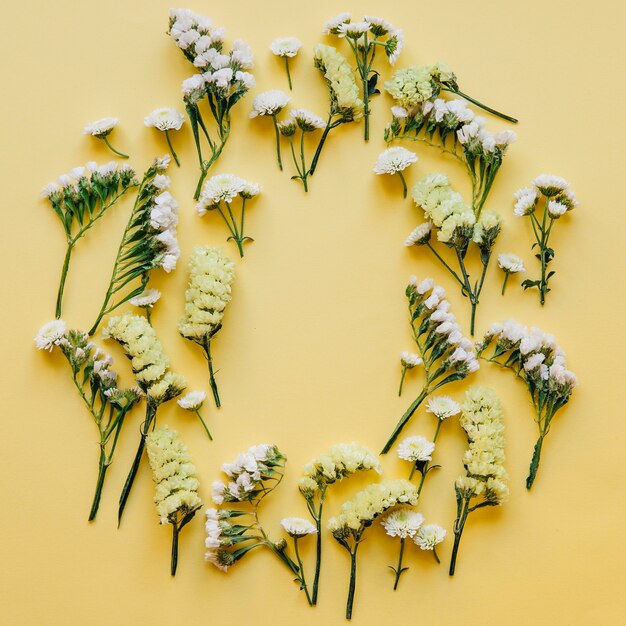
top-left (328, 479), bottom-right (419, 534)
top-left (103, 313), bottom-right (186, 402)
top-left (299, 443), bottom-right (381, 496)
top-left (178, 246), bottom-right (235, 343)
top-left (455, 386), bottom-right (509, 504)
top-left (384, 61), bottom-right (456, 110)
top-left (313, 44), bottom-right (364, 121)
top-left (146, 426), bottom-right (202, 524)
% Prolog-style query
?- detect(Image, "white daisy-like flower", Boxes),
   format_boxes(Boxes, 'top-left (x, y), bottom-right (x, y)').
top-left (513, 187), bottom-right (538, 216)
top-left (426, 396), bottom-right (461, 420)
top-left (323, 12), bottom-right (352, 35)
top-left (290, 108), bottom-right (326, 131)
top-left (381, 509), bottom-right (424, 538)
top-left (498, 253), bottom-right (525, 273)
top-left (337, 20), bottom-right (371, 38)
top-left (374, 147), bottom-right (417, 175)
top-left (413, 524), bottom-right (446, 550)
top-left (405, 222), bottom-right (432, 246)
top-left (400, 351), bottom-right (422, 368)
top-left (40, 183), bottom-right (59, 198)
top-left (177, 390), bottom-right (207, 411)
top-left (270, 37), bottom-right (302, 58)
top-left (386, 28), bottom-right (404, 65)
top-left (249, 90), bottom-right (291, 118)
top-left (280, 517), bottom-right (318, 537)
top-left (533, 174), bottom-right (569, 197)
top-left (197, 174), bottom-right (246, 211)
top-left (129, 289), bottom-right (161, 308)
top-left (83, 117), bottom-right (119, 137)
top-left (144, 107), bottom-right (185, 131)
top-left (397, 435), bottom-right (435, 462)
top-left (495, 130), bottom-right (517, 146)
top-left (547, 200), bottom-right (568, 218)
top-left (364, 16), bottom-right (394, 36)
top-left (34, 320), bottom-right (67, 351)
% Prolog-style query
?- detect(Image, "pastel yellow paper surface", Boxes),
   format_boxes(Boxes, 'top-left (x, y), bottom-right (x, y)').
top-left (1, 0), bottom-right (624, 623)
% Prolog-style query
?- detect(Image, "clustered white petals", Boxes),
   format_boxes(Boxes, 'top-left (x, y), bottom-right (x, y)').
top-left (400, 351), bottom-right (422, 368)
top-left (426, 396), bottom-right (461, 420)
top-left (280, 517), bottom-right (318, 537)
top-left (498, 253), bottom-right (525, 273)
top-left (373, 147), bottom-right (417, 175)
top-left (270, 37), bottom-right (302, 58)
top-left (249, 90), bottom-right (290, 118)
top-left (397, 435), bottom-right (435, 463)
top-left (129, 288), bottom-right (161, 308)
top-left (83, 117), bottom-right (119, 136)
top-left (414, 524), bottom-right (446, 550)
top-left (381, 509), bottom-right (424, 539)
top-left (177, 390), bottom-right (207, 411)
top-left (144, 107), bottom-right (185, 131)
top-left (404, 222), bottom-right (432, 247)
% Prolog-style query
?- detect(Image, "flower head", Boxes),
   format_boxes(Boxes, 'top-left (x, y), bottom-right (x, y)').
top-left (270, 37), bottom-right (302, 58)
top-left (280, 517), bottom-right (318, 537)
top-left (426, 396), bottom-right (461, 420)
top-left (196, 174), bottom-right (246, 211)
top-left (414, 524), bottom-right (446, 550)
top-left (533, 174), bottom-right (570, 197)
top-left (400, 352), bottom-right (422, 368)
top-left (373, 147), bottom-right (417, 175)
top-left (404, 222), bottom-right (432, 246)
top-left (323, 12), bottom-right (352, 35)
top-left (513, 187), bottom-right (538, 216)
top-left (177, 390), bottom-right (207, 411)
top-left (144, 108), bottom-right (185, 131)
top-left (381, 509), bottom-right (424, 539)
top-left (249, 90), bottom-right (290, 118)
top-left (83, 117), bottom-right (119, 137)
top-left (290, 108), bottom-right (326, 131)
top-left (34, 320), bottom-right (67, 351)
top-left (498, 254), bottom-right (525, 273)
top-left (397, 436), bottom-right (435, 463)
top-left (129, 288), bottom-right (161, 308)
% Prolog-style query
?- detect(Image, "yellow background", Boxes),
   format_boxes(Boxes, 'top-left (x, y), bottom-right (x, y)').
top-left (1, 1), bottom-right (624, 624)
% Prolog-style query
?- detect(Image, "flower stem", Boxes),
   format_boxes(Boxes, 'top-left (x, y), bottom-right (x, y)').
top-left (204, 337), bottom-right (221, 408)
top-left (55, 241), bottom-right (74, 318)
top-left (447, 88), bottom-right (518, 124)
top-left (294, 538), bottom-right (313, 605)
top-left (501, 271), bottom-right (510, 296)
top-left (526, 434), bottom-right (545, 489)
top-left (381, 387), bottom-right (429, 454)
top-left (102, 135), bottom-right (129, 159)
top-left (194, 409), bottom-right (213, 440)
top-left (449, 497), bottom-right (470, 576)
top-left (284, 57), bottom-right (293, 90)
top-left (171, 522), bottom-right (179, 576)
top-left (165, 130), bottom-right (180, 167)
top-left (311, 498), bottom-right (324, 605)
top-left (392, 538), bottom-right (406, 590)
top-left (398, 365), bottom-right (408, 396)
top-left (346, 544), bottom-right (360, 620)
top-left (398, 170), bottom-right (408, 198)
top-left (272, 115), bottom-right (283, 171)
top-left (88, 445), bottom-right (108, 521)
top-left (309, 115), bottom-right (333, 176)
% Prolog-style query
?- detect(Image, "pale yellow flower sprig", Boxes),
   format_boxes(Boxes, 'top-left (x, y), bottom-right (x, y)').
top-left (103, 313), bottom-right (187, 524)
top-left (449, 386), bottom-right (509, 576)
top-left (178, 246), bottom-right (235, 409)
top-left (328, 480), bottom-right (419, 619)
top-left (308, 44), bottom-right (364, 177)
top-left (298, 443), bottom-right (381, 605)
top-left (146, 426), bottom-right (202, 576)
top-left (34, 321), bottom-right (142, 521)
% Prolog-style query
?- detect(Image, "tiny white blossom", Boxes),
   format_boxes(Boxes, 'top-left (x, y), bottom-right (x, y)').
top-left (513, 187), bottom-right (538, 217)
top-left (426, 396), bottom-right (461, 420)
top-left (249, 90), bottom-right (290, 118)
top-left (83, 117), bottom-right (119, 136)
top-left (400, 352), bottom-right (422, 368)
top-left (373, 147), bottom-right (417, 175)
top-left (498, 253), bottom-right (525, 273)
top-left (397, 435), bottom-right (435, 462)
top-left (381, 509), bottom-right (424, 539)
top-left (144, 108), bottom-right (185, 131)
top-left (323, 12), bottom-right (352, 35)
top-left (129, 289), bottom-right (161, 308)
top-left (405, 222), bottom-right (432, 246)
top-left (177, 390), bottom-right (207, 411)
top-left (34, 320), bottom-right (67, 351)
top-left (280, 517), bottom-right (318, 537)
top-left (414, 524), bottom-right (446, 550)
top-left (270, 37), bottom-right (302, 58)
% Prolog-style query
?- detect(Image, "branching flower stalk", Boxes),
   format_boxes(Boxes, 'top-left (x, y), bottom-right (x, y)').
top-left (298, 444), bottom-right (381, 605)
top-left (41, 162), bottom-right (137, 319)
top-left (329, 480), bottom-right (418, 620)
top-left (477, 321), bottom-right (577, 489)
top-left (103, 314), bottom-right (187, 524)
top-left (450, 387), bottom-right (509, 576)
top-left (249, 90), bottom-right (291, 170)
top-left (323, 13), bottom-right (404, 141)
top-left (35, 322), bottom-right (142, 520)
top-left (88, 156), bottom-right (179, 335)
top-left (178, 247), bottom-right (235, 408)
top-left (381, 278), bottom-right (478, 454)
top-left (168, 8), bottom-right (255, 199)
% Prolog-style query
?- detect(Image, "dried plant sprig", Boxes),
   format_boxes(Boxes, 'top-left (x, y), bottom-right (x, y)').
top-left (103, 313), bottom-right (187, 523)
top-left (168, 8), bottom-right (255, 199)
top-left (34, 321), bottom-right (142, 520)
top-left (41, 161), bottom-right (137, 319)
top-left (477, 320), bottom-right (577, 489)
top-left (146, 426), bottom-right (202, 575)
top-left (328, 480), bottom-right (418, 620)
top-left (381, 277), bottom-right (478, 454)
top-left (298, 443), bottom-right (381, 605)
top-left (450, 386), bottom-right (508, 576)
top-left (89, 156), bottom-right (179, 335)
top-left (178, 246), bottom-right (235, 408)
top-left (196, 174), bottom-right (260, 256)
top-left (309, 44), bottom-right (364, 176)
top-left (83, 117), bottom-right (129, 158)
top-left (514, 175), bottom-right (578, 305)
top-left (323, 13), bottom-right (404, 140)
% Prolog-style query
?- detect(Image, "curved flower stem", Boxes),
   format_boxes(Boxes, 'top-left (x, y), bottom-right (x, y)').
top-left (203, 336), bottom-right (221, 408)
top-left (392, 537), bottom-right (406, 590)
top-left (346, 543), bottom-right (360, 620)
top-left (171, 522), bottom-right (180, 576)
top-left (398, 171), bottom-right (408, 198)
top-left (444, 88), bottom-right (518, 124)
top-left (194, 409), bottom-right (213, 440)
top-left (425, 243), bottom-right (465, 289)
top-left (501, 272), bottom-right (509, 296)
top-left (272, 114), bottom-right (283, 170)
top-left (294, 538), bottom-right (313, 605)
top-left (432, 546), bottom-right (441, 564)
top-left (165, 130), bottom-right (180, 167)
top-left (55, 240), bottom-right (75, 318)
top-left (526, 433), bottom-right (545, 489)
top-left (308, 114), bottom-right (334, 176)
top-left (284, 57), bottom-right (293, 90)
top-left (102, 135), bottom-right (129, 159)
top-left (398, 365), bottom-right (408, 396)
top-left (311, 496), bottom-right (324, 605)
top-left (381, 387), bottom-right (429, 454)
top-left (88, 445), bottom-right (108, 521)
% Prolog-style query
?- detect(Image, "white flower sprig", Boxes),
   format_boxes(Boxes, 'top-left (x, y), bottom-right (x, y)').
top-left (144, 108), bottom-right (185, 166)
top-left (270, 37), bottom-right (302, 90)
top-left (298, 443), bottom-right (381, 605)
top-left (196, 174), bottom-right (261, 256)
top-left (146, 426), bottom-right (202, 576)
top-left (497, 253), bottom-right (525, 295)
top-left (34, 322), bottom-right (142, 521)
top-left (177, 390), bottom-right (212, 440)
top-left (88, 156), bottom-right (178, 335)
top-left (450, 387), bottom-right (509, 576)
top-left (83, 117), bottom-right (129, 158)
top-left (178, 246), bottom-right (235, 408)
top-left (249, 90), bottom-right (291, 170)
top-left (477, 321), bottom-right (577, 489)
top-left (514, 175), bottom-right (578, 305)
top-left (323, 13), bottom-right (404, 140)
top-left (374, 147), bottom-right (418, 198)
top-left (41, 161), bottom-right (137, 318)
top-left (381, 277), bottom-right (478, 454)
top-left (168, 8), bottom-right (255, 199)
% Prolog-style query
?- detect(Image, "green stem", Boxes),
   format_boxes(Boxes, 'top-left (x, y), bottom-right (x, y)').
top-left (346, 543), bottom-right (360, 620)
top-left (171, 522), bottom-right (179, 576)
top-left (294, 538), bottom-right (313, 605)
top-left (445, 88), bottom-right (518, 124)
top-left (526, 434), bottom-right (545, 489)
top-left (501, 272), bottom-right (510, 296)
top-left (88, 445), bottom-right (108, 521)
top-left (299, 129), bottom-right (309, 193)
top-left (398, 365), bottom-right (408, 396)
top-left (392, 538), bottom-right (406, 590)
top-left (311, 497), bottom-right (324, 605)
top-left (194, 409), bottom-right (213, 440)
top-left (102, 135), bottom-right (129, 159)
top-left (425, 243), bottom-right (465, 289)
top-left (433, 546), bottom-right (441, 564)
top-left (381, 387), bottom-right (429, 454)
top-left (55, 241), bottom-right (74, 318)
top-left (272, 115), bottom-right (283, 171)
top-left (449, 497), bottom-right (470, 576)
top-left (309, 115), bottom-right (333, 176)
top-left (165, 130), bottom-right (180, 167)
top-left (204, 336), bottom-right (221, 408)
top-left (284, 57), bottom-right (293, 90)
top-left (398, 170), bottom-right (407, 198)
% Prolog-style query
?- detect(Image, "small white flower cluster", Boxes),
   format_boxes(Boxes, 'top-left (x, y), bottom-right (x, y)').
top-left (397, 435), bottom-right (435, 462)
top-left (498, 253), bottom-right (525, 274)
top-left (129, 288), bottom-right (161, 309)
top-left (426, 395), bottom-right (461, 420)
top-left (177, 390), bottom-right (206, 411)
top-left (456, 114), bottom-right (517, 157)
top-left (414, 524), bottom-right (446, 551)
top-left (146, 173), bottom-right (180, 273)
top-left (400, 351), bottom-right (422, 368)
top-left (381, 509), bottom-right (424, 539)
top-left (514, 174), bottom-right (578, 218)
top-left (196, 173), bottom-right (261, 214)
top-left (144, 108), bottom-right (185, 131)
top-left (280, 517), bottom-right (318, 537)
top-left (290, 108), bottom-right (326, 131)
top-left (83, 117), bottom-right (119, 137)
top-left (249, 90), bottom-right (291, 118)
top-left (373, 147), bottom-right (417, 175)
top-left (384, 62), bottom-right (455, 110)
top-left (212, 444), bottom-right (285, 504)
top-left (270, 37), bottom-right (302, 58)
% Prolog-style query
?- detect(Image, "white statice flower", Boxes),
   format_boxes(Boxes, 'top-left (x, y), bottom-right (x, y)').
top-left (270, 37), bottom-right (302, 57)
top-left (523, 352), bottom-right (545, 372)
top-left (513, 187), bottom-right (538, 216)
top-left (177, 390), bottom-right (207, 411)
top-left (548, 199), bottom-right (568, 218)
top-left (391, 106), bottom-right (408, 119)
top-left (381, 509), bottom-right (424, 539)
top-left (182, 74), bottom-right (206, 95)
top-left (533, 174), bottom-right (569, 197)
top-left (414, 524), bottom-right (446, 550)
top-left (373, 147), bottom-right (417, 175)
top-left (129, 288), bottom-right (161, 308)
top-left (323, 12), bottom-right (352, 35)
top-left (231, 39), bottom-right (254, 69)
top-left (249, 90), bottom-right (290, 118)
top-left (290, 108), bottom-right (326, 131)
top-left (280, 517), bottom-right (318, 537)
top-left (83, 117), bottom-right (119, 137)
top-left (405, 222), bottom-right (432, 247)
top-left (397, 435), bottom-right (435, 463)
top-left (144, 108), bottom-right (185, 131)
top-left (495, 130), bottom-right (517, 147)
top-left (196, 174), bottom-right (246, 212)
top-left (400, 352), bottom-right (422, 368)
top-left (426, 396), bottom-right (461, 420)
top-left (235, 71), bottom-right (256, 89)
top-left (498, 253), bottom-right (525, 273)
top-left (34, 320), bottom-right (67, 351)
